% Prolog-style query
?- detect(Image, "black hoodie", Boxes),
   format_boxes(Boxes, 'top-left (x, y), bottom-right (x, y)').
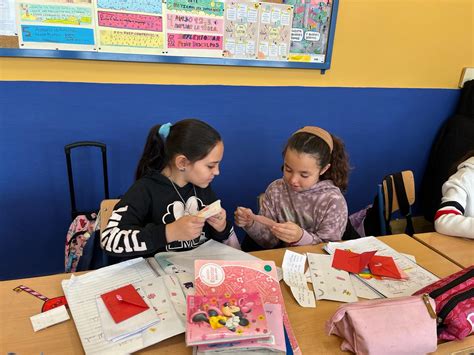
top-left (100, 171), bottom-right (232, 259)
top-left (421, 79), bottom-right (474, 221)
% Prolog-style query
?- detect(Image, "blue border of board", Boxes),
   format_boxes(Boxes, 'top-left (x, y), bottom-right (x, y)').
top-left (0, 0), bottom-right (338, 72)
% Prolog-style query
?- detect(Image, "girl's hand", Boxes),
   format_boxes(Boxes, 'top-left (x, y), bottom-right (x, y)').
top-left (166, 215), bottom-right (205, 242)
top-left (234, 207), bottom-right (254, 228)
top-left (207, 209), bottom-right (227, 232)
top-left (271, 221), bottom-right (303, 244)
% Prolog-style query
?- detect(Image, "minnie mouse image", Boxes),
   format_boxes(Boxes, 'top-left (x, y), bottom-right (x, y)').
top-left (185, 292), bottom-right (271, 346)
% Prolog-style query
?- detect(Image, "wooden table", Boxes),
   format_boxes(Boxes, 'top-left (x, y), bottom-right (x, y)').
top-left (413, 232), bottom-right (474, 268)
top-left (0, 234), bottom-right (470, 355)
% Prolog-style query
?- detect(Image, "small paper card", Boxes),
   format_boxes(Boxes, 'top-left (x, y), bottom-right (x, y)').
top-left (196, 200), bottom-right (222, 218)
top-left (252, 214), bottom-right (278, 228)
top-left (30, 305), bottom-right (70, 332)
top-left (101, 284), bottom-right (149, 323)
top-left (368, 255), bottom-right (403, 279)
top-left (332, 249), bottom-right (377, 274)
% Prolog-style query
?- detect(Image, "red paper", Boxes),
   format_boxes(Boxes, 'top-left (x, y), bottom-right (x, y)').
top-left (332, 249), bottom-right (377, 273)
top-left (368, 255), bottom-right (403, 279)
top-left (100, 284), bottom-right (149, 323)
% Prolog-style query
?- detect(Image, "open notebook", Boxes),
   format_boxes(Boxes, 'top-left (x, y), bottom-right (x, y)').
top-left (323, 237), bottom-right (440, 298)
top-left (62, 258), bottom-right (185, 354)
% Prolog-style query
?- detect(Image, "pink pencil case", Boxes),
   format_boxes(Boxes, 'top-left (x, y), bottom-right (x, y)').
top-left (327, 295), bottom-right (438, 355)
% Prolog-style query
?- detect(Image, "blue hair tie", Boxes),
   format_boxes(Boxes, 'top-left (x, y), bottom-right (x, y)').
top-left (158, 122), bottom-right (172, 140)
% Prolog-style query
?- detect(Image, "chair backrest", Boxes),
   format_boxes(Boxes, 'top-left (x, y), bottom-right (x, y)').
top-left (382, 170), bottom-right (415, 220)
top-left (378, 170), bottom-right (415, 236)
top-left (100, 199), bottom-right (120, 232)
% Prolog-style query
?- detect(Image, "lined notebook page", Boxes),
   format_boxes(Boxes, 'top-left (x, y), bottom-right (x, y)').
top-left (62, 258), bottom-right (157, 354)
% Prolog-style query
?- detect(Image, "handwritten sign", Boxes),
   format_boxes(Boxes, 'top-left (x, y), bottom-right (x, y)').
top-left (167, 0), bottom-right (224, 17)
top-left (21, 25), bottom-right (94, 44)
top-left (19, 4), bottom-right (92, 25)
top-left (100, 29), bottom-right (163, 48)
top-left (97, 0), bottom-right (162, 15)
top-left (167, 14), bottom-right (223, 34)
top-left (98, 11), bottom-right (162, 32)
top-left (167, 33), bottom-right (222, 49)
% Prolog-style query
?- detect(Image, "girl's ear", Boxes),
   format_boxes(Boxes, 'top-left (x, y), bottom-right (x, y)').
top-left (320, 163), bottom-right (331, 176)
top-left (174, 154), bottom-right (190, 171)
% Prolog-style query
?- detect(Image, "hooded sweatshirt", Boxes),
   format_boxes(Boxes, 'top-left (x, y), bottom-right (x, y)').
top-left (245, 178), bottom-right (348, 248)
top-left (434, 156), bottom-right (474, 239)
top-left (100, 171), bottom-right (232, 259)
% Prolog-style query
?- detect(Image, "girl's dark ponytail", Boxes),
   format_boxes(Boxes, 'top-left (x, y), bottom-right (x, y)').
top-left (135, 119), bottom-right (222, 181)
top-left (321, 135), bottom-right (349, 192)
top-left (135, 124), bottom-right (167, 180)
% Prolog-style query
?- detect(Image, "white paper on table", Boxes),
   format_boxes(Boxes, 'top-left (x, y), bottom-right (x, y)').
top-left (290, 286), bottom-right (316, 308)
top-left (282, 250), bottom-right (306, 274)
top-left (307, 253), bottom-right (357, 303)
top-left (282, 250), bottom-right (316, 307)
top-left (30, 305), bottom-right (70, 332)
top-left (350, 275), bottom-right (382, 300)
top-left (96, 291), bottom-right (159, 342)
top-left (323, 237), bottom-right (439, 298)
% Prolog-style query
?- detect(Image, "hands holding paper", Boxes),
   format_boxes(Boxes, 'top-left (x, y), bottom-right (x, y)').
top-left (206, 209), bottom-right (227, 232)
top-left (234, 207), bottom-right (303, 244)
top-left (167, 200), bottom-right (226, 242)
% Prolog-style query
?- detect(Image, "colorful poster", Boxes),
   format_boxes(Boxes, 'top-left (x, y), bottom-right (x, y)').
top-left (257, 3), bottom-right (293, 61)
top-left (16, 2), bottom-right (96, 50)
top-left (285, 0), bottom-right (333, 63)
top-left (98, 12), bottom-right (162, 32)
top-left (167, 33), bottom-right (222, 50)
top-left (222, 1), bottom-right (260, 59)
top-left (100, 29), bottom-right (163, 48)
top-left (166, 0), bottom-right (224, 17)
top-left (97, 0), bottom-right (161, 15)
top-left (96, 0), bottom-right (164, 54)
top-left (20, 25), bottom-right (94, 44)
top-left (19, 4), bottom-right (92, 25)
top-left (0, 0), bottom-right (17, 35)
top-left (165, 0), bottom-right (224, 57)
top-left (167, 13), bottom-right (223, 34)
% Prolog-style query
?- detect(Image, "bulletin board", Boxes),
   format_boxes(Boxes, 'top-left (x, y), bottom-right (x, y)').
top-left (0, 0), bottom-right (339, 71)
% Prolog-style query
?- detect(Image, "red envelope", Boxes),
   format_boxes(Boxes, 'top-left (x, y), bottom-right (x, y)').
top-left (100, 284), bottom-right (149, 323)
top-left (368, 255), bottom-right (403, 279)
top-left (332, 249), bottom-right (377, 273)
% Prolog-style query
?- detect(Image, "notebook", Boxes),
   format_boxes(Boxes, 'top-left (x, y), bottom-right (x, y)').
top-left (196, 303), bottom-right (286, 354)
top-left (194, 259), bottom-right (301, 355)
top-left (62, 258), bottom-right (185, 354)
top-left (186, 292), bottom-right (270, 346)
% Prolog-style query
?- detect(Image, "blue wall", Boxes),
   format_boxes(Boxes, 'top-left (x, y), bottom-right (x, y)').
top-left (0, 81), bottom-right (459, 280)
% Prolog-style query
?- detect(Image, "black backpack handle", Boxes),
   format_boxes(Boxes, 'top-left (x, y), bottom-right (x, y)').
top-left (65, 141), bottom-right (110, 219)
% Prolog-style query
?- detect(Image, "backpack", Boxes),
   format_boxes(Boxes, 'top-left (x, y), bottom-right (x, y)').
top-left (413, 266), bottom-right (474, 341)
top-left (64, 213), bottom-right (98, 272)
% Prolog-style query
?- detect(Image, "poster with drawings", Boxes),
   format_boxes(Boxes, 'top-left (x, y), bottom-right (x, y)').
top-left (16, 0), bottom-right (96, 51)
top-left (284, 0), bottom-right (333, 63)
top-left (95, 0), bottom-right (164, 54)
top-left (165, 0), bottom-right (224, 57)
top-left (257, 2), bottom-right (293, 60)
top-left (222, 0), bottom-right (259, 59)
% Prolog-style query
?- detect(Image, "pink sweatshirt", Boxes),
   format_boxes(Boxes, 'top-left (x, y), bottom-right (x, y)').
top-left (245, 179), bottom-right (348, 248)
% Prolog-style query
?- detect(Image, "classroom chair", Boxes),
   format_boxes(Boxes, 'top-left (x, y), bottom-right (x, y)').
top-left (377, 170), bottom-right (415, 236)
top-left (100, 199), bottom-right (121, 233)
top-left (75, 199), bottom-right (119, 271)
